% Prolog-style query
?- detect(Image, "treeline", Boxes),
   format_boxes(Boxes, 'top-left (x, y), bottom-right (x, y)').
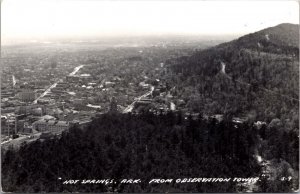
top-left (2, 112), bottom-right (298, 192)
top-left (2, 112), bottom-right (262, 193)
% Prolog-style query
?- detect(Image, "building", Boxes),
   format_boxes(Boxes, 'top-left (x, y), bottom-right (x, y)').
top-left (33, 120), bottom-right (70, 133)
top-left (79, 74), bottom-right (93, 82)
top-left (110, 96), bottom-right (118, 113)
top-left (170, 102), bottom-right (176, 111)
top-left (1, 89), bottom-right (15, 98)
top-left (232, 117), bottom-right (247, 124)
top-left (105, 81), bottom-right (116, 88)
top-left (73, 99), bottom-right (87, 110)
top-left (37, 98), bottom-right (53, 104)
top-left (18, 89), bottom-right (36, 102)
top-left (66, 75), bottom-right (80, 83)
top-left (16, 104), bottom-right (45, 115)
top-left (1, 107), bottom-right (15, 114)
top-left (56, 82), bottom-right (69, 89)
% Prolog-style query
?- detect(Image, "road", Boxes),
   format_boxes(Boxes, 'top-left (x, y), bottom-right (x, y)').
top-left (12, 75), bottom-right (16, 86)
top-left (32, 65), bottom-right (84, 104)
top-left (33, 83), bottom-right (58, 104)
top-left (69, 65), bottom-right (84, 76)
top-left (123, 86), bottom-right (154, 113)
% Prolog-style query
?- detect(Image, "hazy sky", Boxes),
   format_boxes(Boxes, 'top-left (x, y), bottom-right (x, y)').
top-left (1, 0), bottom-right (299, 45)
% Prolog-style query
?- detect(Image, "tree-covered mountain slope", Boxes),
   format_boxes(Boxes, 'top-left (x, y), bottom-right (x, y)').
top-left (165, 23), bottom-right (299, 127)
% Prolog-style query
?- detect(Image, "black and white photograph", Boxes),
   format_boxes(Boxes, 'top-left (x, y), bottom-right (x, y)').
top-left (1, 0), bottom-right (299, 193)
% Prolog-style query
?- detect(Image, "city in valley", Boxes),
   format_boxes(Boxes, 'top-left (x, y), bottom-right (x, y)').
top-left (1, 38), bottom-right (223, 148)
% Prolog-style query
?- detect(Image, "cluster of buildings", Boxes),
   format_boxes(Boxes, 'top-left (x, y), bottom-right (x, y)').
top-left (1, 45), bottom-right (191, 148)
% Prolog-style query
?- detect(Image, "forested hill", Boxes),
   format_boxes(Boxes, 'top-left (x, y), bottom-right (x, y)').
top-left (221, 23), bottom-right (299, 52)
top-left (168, 23), bottom-right (299, 77)
top-left (166, 23), bottom-right (299, 125)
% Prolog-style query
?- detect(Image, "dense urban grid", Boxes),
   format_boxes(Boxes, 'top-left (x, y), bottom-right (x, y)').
top-left (1, 24), bottom-right (299, 192)
top-left (1, 37), bottom-right (225, 146)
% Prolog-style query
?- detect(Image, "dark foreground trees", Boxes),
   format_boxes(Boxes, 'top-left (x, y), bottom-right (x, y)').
top-left (1, 112), bottom-right (297, 192)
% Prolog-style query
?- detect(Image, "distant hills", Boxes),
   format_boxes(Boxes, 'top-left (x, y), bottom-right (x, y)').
top-left (169, 23), bottom-right (299, 72)
top-left (221, 23), bottom-right (299, 53)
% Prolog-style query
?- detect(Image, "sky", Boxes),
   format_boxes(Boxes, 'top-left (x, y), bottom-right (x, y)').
top-left (1, 0), bottom-right (299, 45)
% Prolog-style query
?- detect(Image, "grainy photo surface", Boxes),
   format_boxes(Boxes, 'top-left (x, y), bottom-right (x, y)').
top-left (1, 0), bottom-right (299, 193)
